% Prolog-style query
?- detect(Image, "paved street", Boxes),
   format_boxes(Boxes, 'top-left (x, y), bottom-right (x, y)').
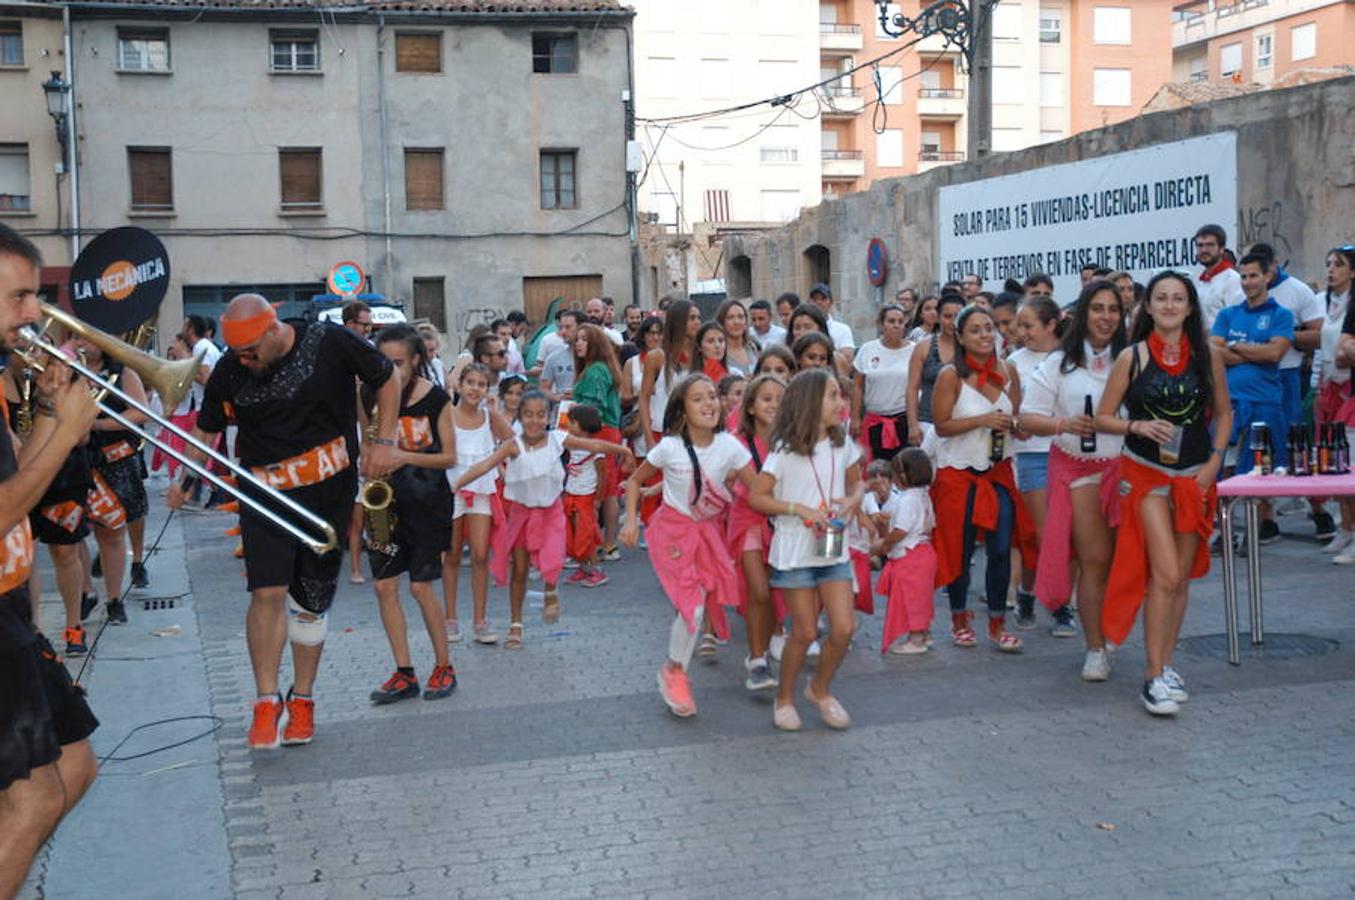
top-left (21, 484), bottom-right (1355, 899)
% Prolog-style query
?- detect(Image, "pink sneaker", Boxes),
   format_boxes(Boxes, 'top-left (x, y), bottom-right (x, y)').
top-left (582, 569), bottom-right (609, 588)
top-left (565, 569), bottom-right (590, 586)
top-left (657, 664), bottom-right (695, 717)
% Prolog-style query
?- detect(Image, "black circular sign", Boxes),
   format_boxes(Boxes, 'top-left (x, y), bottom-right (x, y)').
top-left (68, 227), bottom-right (170, 334)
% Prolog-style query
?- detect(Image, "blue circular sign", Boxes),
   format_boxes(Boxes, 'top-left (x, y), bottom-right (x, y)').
top-left (327, 260), bottom-right (365, 296)
top-left (867, 238), bottom-right (888, 287)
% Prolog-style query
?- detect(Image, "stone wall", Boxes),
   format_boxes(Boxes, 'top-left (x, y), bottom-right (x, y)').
top-left (723, 75), bottom-right (1355, 339)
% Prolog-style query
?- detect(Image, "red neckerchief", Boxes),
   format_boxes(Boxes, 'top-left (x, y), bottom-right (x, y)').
top-left (1199, 258), bottom-right (1235, 283)
top-left (965, 354), bottom-right (1006, 388)
top-left (1147, 332), bottom-right (1191, 377)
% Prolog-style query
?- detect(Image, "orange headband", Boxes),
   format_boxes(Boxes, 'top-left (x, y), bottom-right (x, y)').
top-left (222, 306), bottom-right (277, 349)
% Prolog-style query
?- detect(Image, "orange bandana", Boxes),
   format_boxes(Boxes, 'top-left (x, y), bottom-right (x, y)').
top-left (222, 306), bottom-right (278, 349)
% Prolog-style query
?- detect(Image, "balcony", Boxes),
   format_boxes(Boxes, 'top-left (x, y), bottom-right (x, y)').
top-left (1172, 0), bottom-right (1273, 48)
top-left (818, 85), bottom-right (865, 118)
top-left (917, 86), bottom-right (965, 119)
top-left (918, 149), bottom-right (964, 173)
top-left (821, 149), bottom-right (865, 180)
top-left (819, 22), bottom-right (863, 53)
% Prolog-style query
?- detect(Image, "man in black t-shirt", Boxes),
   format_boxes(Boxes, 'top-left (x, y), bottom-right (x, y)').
top-left (169, 294), bottom-right (400, 750)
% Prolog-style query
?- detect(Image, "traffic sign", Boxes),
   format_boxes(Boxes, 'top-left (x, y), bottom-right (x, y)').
top-left (327, 260), bottom-right (365, 296)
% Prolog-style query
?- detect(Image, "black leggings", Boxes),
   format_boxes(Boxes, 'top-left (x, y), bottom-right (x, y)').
top-left (946, 479), bottom-right (1015, 616)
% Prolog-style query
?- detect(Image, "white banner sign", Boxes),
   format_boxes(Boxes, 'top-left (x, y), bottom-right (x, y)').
top-left (937, 132), bottom-right (1237, 302)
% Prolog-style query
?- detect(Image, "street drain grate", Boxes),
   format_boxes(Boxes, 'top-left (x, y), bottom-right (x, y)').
top-left (1177, 632), bottom-right (1339, 660)
top-left (142, 597), bottom-right (176, 611)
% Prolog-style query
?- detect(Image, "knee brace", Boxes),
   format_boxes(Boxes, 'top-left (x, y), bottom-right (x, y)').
top-left (286, 596), bottom-right (329, 646)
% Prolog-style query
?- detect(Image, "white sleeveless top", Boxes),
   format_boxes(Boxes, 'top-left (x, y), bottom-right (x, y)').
top-left (450, 411), bottom-right (498, 494)
top-left (503, 430), bottom-right (567, 507)
top-left (936, 381), bottom-right (1012, 472)
top-left (1007, 347), bottom-right (1052, 454)
top-left (650, 365), bottom-right (682, 434)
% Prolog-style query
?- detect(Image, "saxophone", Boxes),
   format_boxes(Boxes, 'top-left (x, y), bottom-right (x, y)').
top-left (360, 402), bottom-right (399, 554)
top-left (15, 366), bottom-right (34, 439)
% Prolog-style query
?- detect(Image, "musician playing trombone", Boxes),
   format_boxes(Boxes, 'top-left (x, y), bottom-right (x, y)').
top-left (0, 225), bottom-right (101, 896)
top-left (168, 293), bottom-right (400, 751)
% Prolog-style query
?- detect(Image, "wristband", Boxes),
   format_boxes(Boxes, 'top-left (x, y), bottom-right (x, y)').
top-left (368, 437), bottom-right (395, 447)
top-left (35, 398), bottom-right (56, 415)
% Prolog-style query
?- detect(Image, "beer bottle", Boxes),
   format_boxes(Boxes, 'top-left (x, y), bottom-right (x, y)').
top-left (1292, 425), bottom-right (1310, 476)
top-left (1080, 395), bottom-right (1097, 454)
top-left (1308, 424), bottom-right (1321, 475)
top-left (1318, 424), bottom-right (1333, 475)
top-left (989, 427), bottom-right (1006, 464)
top-left (1285, 425), bottom-right (1298, 476)
top-left (1338, 423), bottom-right (1351, 474)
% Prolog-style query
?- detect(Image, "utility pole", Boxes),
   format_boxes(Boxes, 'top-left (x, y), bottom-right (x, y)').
top-left (967, 0), bottom-right (992, 163)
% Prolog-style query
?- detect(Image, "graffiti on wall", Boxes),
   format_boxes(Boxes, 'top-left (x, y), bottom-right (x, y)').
top-left (1238, 201), bottom-right (1293, 260)
top-left (455, 307), bottom-right (506, 334)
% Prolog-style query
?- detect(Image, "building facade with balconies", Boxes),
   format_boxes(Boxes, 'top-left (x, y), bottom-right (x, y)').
top-left (1172, 0), bottom-right (1355, 87)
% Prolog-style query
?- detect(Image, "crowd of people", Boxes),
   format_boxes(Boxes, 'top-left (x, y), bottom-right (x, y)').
top-left (2, 220), bottom-right (1354, 892)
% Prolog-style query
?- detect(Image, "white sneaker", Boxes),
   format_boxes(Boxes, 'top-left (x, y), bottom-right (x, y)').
top-left (1161, 665), bottom-right (1189, 702)
top-left (807, 639), bottom-right (821, 659)
top-left (1081, 649), bottom-right (1111, 682)
top-left (1142, 677), bottom-right (1180, 716)
top-left (769, 632), bottom-right (786, 662)
top-left (1334, 550), bottom-right (1355, 566)
top-left (1324, 530), bottom-right (1355, 554)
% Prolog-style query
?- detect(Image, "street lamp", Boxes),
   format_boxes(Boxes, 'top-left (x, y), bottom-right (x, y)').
top-left (41, 70), bottom-right (71, 167)
top-left (875, 1), bottom-right (973, 48)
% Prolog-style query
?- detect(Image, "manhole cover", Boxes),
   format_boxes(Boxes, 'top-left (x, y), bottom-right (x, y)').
top-left (1177, 632), bottom-right (1339, 660)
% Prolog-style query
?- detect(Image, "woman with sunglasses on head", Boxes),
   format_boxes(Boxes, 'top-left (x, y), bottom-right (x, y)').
top-left (1095, 271), bottom-right (1230, 716)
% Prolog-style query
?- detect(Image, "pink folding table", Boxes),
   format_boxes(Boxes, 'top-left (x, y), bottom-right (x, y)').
top-left (1216, 472), bottom-right (1355, 665)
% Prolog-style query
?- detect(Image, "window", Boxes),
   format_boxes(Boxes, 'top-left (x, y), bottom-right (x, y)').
top-left (404, 149), bottom-right (444, 210)
top-left (0, 21), bottom-right (22, 66)
top-left (1255, 33), bottom-right (1273, 69)
top-left (1039, 130), bottom-right (1064, 144)
top-left (875, 3), bottom-right (901, 39)
top-left (992, 66), bottom-right (1023, 104)
top-left (395, 33), bottom-right (441, 73)
top-left (876, 129), bottom-right (903, 167)
top-left (1038, 8), bottom-right (1060, 43)
top-left (699, 58), bottom-right (729, 99)
top-left (532, 33), bottom-right (576, 74)
top-left (920, 131), bottom-right (941, 156)
top-left (760, 190), bottom-right (800, 223)
top-left (278, 148), bottom-right (322, 209)
top-left (118, 28), bottom-right (170, 72)
top-left (1039, 71), bottom-right (1063, 107)
top-left (647, 57), bottom-right (676, 98)
top-left (412, 277), bottom-right (446, 332)
top-left (1291, 22), bottom-right (1316, 61)
top-left (128, 147), bottom-right (173, 211)
top-left (1092, 7), bottom-right (1131, 44)
top-left (759, 146), bottom-right (798, 164)
top-left (540, 150), bottom-right (576, 210)
top-left (0, 145), bottom-right (30, 211)
top-left (699, 0), bottom-right (727, 32)
top-left (992, 3), bottom-right (1022, 41)
top-left (879, 66), bottom-right (905, 104)
top-left (651, 190), bottom-right (677, 228)
top-left (1189, 56), bottom-right (1206, 82)
top-left (992, 128), bottom-right (1023, 152)
top-left (821, 129), bottom-right (839, 151)
top-left (1219, 42), bottom-right (1242, 77)
top-left (270, 29), bottom-right (318, 72)
top-left (703, 189), bottom-right (730, 224)
top-left (1092, 67), bottom-right (1131, 106)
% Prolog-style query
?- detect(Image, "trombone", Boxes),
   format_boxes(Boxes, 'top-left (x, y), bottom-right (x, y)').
top-left (18, 302), bottom-right (338, 555)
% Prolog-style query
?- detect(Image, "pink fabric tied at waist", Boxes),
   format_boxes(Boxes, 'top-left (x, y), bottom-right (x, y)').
top-left (1034, 446), bottom-right (1121, 611)
top-left (647, 504), bottom-right (740, 633)
top-left (491, 498), bottom-right (565, 588)
top-left (877, 543), bottom-right (937, 652)
top-left (860, 412), bottom-right (903, 455)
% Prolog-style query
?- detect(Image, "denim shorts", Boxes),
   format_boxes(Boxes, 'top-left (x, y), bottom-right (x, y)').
top-left (769, 561), bottom-right (853, 590)
top-left (1016, 451), bottom-right (1050, 492)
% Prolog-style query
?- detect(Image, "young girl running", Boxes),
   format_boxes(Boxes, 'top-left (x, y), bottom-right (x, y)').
top-left (726, 373), bottom-right (785, 692)
top-left (875, 449), bottom-right (938, 655)
top-left (562, 404), bottom-right (609, 589)
top-left (750, 368), bottom-right (865, 732)
top-left (620, 374), bottom-right (759, 718)
top-left (444, 363), bottom-right (514, 645)
top-left (363, 326), bottom-right (458, 703)
top-left (455, 391), bottom-right (632, 648)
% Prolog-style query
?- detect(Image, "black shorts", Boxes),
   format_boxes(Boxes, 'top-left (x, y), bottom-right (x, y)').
top-left (93, 454), bottom-right (148, 525)
top-left (0, 588), bottom-right (99, 791)
top-left (367, 469), bottom-right (453, 584)
top-left (239, 470), bottom-right (355, 614)
top-left (30, 500), bottom-right (90, 546)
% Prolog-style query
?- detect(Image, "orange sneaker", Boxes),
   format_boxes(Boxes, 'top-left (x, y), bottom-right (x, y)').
top-left (281, 690), bottom-right (314, 746)
top-left (64, 626), bottom-right (88, 657)
top-left (657, 664), bottom-right (696, 717)
top-left (248, 696), bottom-right (287, 750)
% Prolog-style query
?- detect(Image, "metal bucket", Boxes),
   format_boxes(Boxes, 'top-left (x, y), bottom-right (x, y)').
top-left (814, 519), bottom-right (846, 559)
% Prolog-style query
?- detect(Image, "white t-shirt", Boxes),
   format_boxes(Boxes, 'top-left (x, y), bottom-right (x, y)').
top-left (752, 324), bottom-right (787, 348)
top-left (1194, 265), bottom-right (1242, 330)
top-left (601, 325), bottom-right (625, 346)
top-left (1007, 347), bottom-right (1053, 454)
top-left (827, 317), bottom-right (856, 350)
top-left (852, 338), bottom-right (913, 416)
top-left (886, 487), bottom-right (934, 559)
top-left (1268, 275), bottom-right (1324, 370)
top-left (190, 337), bottom-right (222, 411)
top-left (503, 429), bottom-right (568, 507)
top-left (848, 490), bottom-right (879, 553)
top-left (536, 332), bottom-right (566, 366)
top-left (1319, 290), bottom-right (1350, 385)
top-left (764, 437), bottom-right (863, 570)
top-left (565, 447), bottom-right (601, 496)
top-left (646, 433), bottom-right (751, 521)
top-left (1022, 345), bottom-right (1124, 460)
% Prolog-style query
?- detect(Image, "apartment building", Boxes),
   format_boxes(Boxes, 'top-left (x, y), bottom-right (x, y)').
top-left (1172, 0), bottom-right (1354, 86)
top-left (631, 0), bottom-right (823, 229)
top-left (0, 0), bottom-right (633, 342)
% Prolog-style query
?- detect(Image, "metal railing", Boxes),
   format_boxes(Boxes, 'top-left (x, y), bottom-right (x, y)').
top-left (819, 85), bottom-right (862, 98)
top-left (819, 22), bottom-right (862, 33)
top-left (822, 149), bottom-right (864, 160)
top-left (919, 150), bottom-right (965, 162)
top-left (918, 87), bottom-right (964, 99)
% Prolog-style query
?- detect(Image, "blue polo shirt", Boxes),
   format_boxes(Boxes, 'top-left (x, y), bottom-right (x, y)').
top-left (1211, 297), bottom-right (1294, 403)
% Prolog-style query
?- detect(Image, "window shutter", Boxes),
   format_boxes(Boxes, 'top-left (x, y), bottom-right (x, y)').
top-left (412, 277), bottom-right (446, 332)
top-left (396, 33), bottom-right (441, 73)
top-left (404, 149), bottom-right (444, 210)
top-left (128, 148), bottom-right (172, 210)
top-left (279, 148), bottom-right (321, 207)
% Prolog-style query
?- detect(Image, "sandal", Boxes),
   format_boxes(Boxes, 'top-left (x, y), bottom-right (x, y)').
top-left (505, 623), bottom-right (524, 650)
top-left (541, 590), bottom-right (561, 625)
top-left (990, 629), bottom-right (1023, 653)
top-left (698, 633), bottom-right (719, 657)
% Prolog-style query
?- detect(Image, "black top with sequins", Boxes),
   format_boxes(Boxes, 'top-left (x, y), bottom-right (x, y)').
top-left (1123, 345), bottom-right (1212, 470)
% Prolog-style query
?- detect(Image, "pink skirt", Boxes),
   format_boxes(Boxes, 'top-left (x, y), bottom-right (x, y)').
top-left (490, 498), bottom-right (565, 588)
top-left (647, 503), bottom-right (740, 633)
top-left (876, 543), bottom-right (938, 652)
top-left (724, 492), bottom-right (788, 627)
top-left (1034, 447), bottom-right (1120, 610)
top-left (850, 549), bottom-right (875, 615)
